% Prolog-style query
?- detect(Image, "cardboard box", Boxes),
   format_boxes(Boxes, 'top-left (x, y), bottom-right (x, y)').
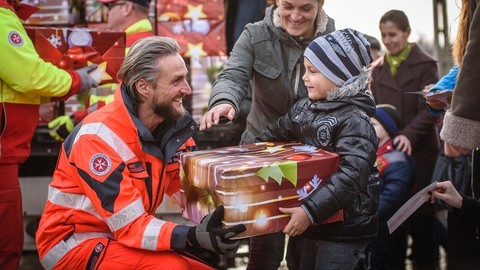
top-left (179, 142), bottom-right (343, 238)
top-left (25, 26), bottom-right (125, 84)
top-left (156, 0), bottom-right (226, 57)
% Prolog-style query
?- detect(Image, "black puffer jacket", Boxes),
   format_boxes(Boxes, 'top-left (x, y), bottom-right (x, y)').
top-left (257, 72), bottom-right (380, 242)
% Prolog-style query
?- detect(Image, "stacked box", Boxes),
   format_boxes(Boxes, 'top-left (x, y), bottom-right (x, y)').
top-left (25, 27), bottom-right (125, 84)
top-left (180, 142), bottom-right (343, 238)
top-left (156, 0), bottom-right (226, 57)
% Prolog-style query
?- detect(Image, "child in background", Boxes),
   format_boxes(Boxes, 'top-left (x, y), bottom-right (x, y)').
top-left (365, 104), bottom-right (414, 269)
top-left (257, 28), bottom-right (379, 269)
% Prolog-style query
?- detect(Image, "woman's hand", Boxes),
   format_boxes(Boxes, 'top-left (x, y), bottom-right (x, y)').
top-left (199, 104), bottom-right (236, 131)
top-left (393, 134), bottom-right (412, 155)
top-left (430, 181), bottom-right (463, 209)
top-left (444, 142), bottom-right (470, 157)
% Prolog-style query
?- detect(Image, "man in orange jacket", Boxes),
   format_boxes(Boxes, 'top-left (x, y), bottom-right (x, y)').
top-left (0, 0), bottom-right (98, 268)
top-left (36, 36), bottom-right (245, 270)
top-left (48, 0), bottom-right (154, 141)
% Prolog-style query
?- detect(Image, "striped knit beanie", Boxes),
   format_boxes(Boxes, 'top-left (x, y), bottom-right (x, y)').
top-left (304, 28), bottom-right (373, 86)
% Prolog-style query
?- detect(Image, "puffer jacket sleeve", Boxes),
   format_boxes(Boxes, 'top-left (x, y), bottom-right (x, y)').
top-left (255, 101), bottom-right (302, 142)
top-left (301, 113), bottom-right (378, 224)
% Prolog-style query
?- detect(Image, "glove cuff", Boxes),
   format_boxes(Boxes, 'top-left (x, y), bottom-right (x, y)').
top-left (187, 226), bottom-right (199, 248)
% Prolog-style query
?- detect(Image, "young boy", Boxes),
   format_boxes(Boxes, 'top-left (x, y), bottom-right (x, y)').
top-left (366, 104), bottom-right (414, 269)
top-left (256, 28), bottom-right (379, 269)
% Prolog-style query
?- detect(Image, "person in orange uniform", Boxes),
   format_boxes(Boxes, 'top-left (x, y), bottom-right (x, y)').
top-left (49, 0), bottom-right (153, 141)
top-left (36, 36), bottom-right (245, 270)
top-left (0, 1), bottom-right (98, 268)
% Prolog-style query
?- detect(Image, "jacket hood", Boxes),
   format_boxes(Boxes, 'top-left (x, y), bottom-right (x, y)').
top-left (312, 69), bottom-right (376, 117)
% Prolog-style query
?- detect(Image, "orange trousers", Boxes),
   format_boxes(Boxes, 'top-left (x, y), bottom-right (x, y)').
top-left (54, 237), bottom-right (216, 270)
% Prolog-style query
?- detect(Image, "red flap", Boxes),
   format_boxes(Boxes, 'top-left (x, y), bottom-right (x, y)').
top-left (25, 27), bottom-right (126, 84)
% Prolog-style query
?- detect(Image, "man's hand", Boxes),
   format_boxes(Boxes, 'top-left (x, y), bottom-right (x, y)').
top-left (187, 205), bottom-right (246, 254)
top-left (76, 64), bottom-right (99, 92)
top-left (48, 115), bottom-right (75, 141)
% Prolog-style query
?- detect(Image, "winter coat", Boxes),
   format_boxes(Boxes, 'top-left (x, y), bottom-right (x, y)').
top-left (370, 44), bottom-right (440, 193)
top-left (36, 84), bottom-right (197, 269)
top-left (376, 140), bottom-right (414, 221)
top-left (257, 72), bottom-right (380, 241)
top-left (441, 0), bottom-right (480, 149)
top-left (208, 5), bottom-right (335, 144)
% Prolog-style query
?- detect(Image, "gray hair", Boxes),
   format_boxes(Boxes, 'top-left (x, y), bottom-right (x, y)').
top-left (118, 36), bottom-right (180, 99)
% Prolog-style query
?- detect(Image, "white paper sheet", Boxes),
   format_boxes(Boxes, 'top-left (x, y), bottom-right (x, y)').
top-left (387, 181), bottom-right (437, 234)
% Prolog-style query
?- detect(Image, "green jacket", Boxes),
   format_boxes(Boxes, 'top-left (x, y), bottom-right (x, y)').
top-left (208, 5), bottom-right (335, 144)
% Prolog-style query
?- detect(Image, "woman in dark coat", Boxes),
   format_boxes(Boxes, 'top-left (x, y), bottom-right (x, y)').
top-left (370, 9), bottom-right (440, 269)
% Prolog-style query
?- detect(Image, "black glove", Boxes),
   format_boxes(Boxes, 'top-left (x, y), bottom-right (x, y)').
top-left (76, 64), bottom-right (99, 92)
top-left (187, 205), bottom-right (246, 254)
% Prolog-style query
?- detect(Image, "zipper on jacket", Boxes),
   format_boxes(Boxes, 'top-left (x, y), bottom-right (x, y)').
top-left (294, 63), bottom-right (301, 97)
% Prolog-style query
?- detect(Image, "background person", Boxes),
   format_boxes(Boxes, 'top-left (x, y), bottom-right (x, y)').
top-left (35, 36), bottom-right (245, 270)
top-left (365, 104), bottom-right (414, 269)
top-left (199, 0), bottom-right (335, 269)
top-left (0, 1), bottom-right (97, 268)
top-left (370, 9), bottom-right (440, 269)
top-left (440, 0), bottom-right (480, 157)
top-left (426, 0), bottom-right (480, 268)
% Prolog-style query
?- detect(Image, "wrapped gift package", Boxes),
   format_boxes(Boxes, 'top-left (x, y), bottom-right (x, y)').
top-left (179, 142), bottom-right (343, 238)
top-left (25, 27), bottom-right (126, 84)
top-left (156, 0), bottom-right (226, 57)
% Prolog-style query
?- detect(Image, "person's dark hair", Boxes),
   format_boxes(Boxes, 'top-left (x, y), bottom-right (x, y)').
top-left (366, 35), bottom-right (381, 51)
top-left (379, 9), bottom-right (410, 32)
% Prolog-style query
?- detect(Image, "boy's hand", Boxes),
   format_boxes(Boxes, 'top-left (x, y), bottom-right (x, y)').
top-left (280, 207), bottom-right (311, 237)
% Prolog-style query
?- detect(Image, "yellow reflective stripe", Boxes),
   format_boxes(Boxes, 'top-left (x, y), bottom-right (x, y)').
top-left (141, 218), bottom-right (166, 250)
top-left (105, 198), bottom-right (145, 232)
top-left (89, 94), bottom-right (114, 105)
top-left (74, 122), bottom-right (135, 162)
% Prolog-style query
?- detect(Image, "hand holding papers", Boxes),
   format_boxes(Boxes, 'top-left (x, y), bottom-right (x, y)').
top-left (387, 182), bottom-right (437, 234)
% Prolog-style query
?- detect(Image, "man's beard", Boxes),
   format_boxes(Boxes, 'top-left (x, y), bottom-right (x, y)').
top-left (152, 98), bottom-right (185, 125)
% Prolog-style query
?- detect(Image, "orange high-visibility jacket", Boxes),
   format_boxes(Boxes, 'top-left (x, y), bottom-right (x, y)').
top-left (36, 84), bottom-right (197, 269)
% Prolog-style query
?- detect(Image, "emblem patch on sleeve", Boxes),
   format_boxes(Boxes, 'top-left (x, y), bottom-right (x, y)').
top-left (89, 153), bottom-right (112, 176)
top-left (317, 125), bottom-right (331, 147)
top-left (8, 31), bottom-right (24, 47)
